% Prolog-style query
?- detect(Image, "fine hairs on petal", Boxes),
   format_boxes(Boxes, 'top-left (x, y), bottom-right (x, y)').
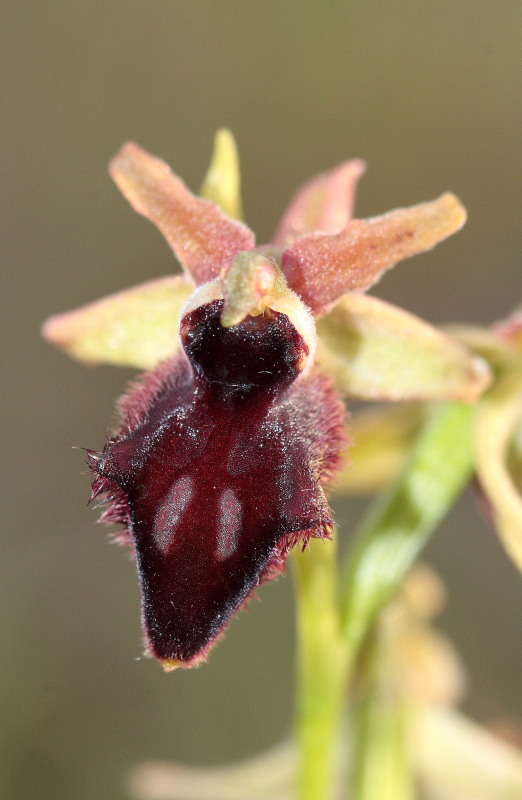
top-left (90, 301), bottom-right (347, 667)
top-left (109, 142), bottom-right (255, 286)
top-left (282, 192), bottom-right (467, 314)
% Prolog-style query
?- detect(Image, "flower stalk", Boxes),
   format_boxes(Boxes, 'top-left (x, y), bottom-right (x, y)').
top-left (350, 636), bottom-right (415, 800)
top-left (341, 402), bottom-right (475, 658)
top-left (292, 402), bottom-right (475, 799)
top-left (292, 538), bottom-right (349, 800)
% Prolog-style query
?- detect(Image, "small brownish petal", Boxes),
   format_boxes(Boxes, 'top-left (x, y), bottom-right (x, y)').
top-left (110, 143), bottom-right (255, 285)
top-left (272, 159), bottom-right (367, 247)
top-left (282, 193), bottom-right (467, 314)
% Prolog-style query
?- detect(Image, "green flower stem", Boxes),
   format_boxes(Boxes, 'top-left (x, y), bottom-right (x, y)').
top-left (292, 403), bottom-right (474, 800)
top-left (341, 402), bottom-right (474, 799)
top-left (350, 621), bottom-right (415, 800)
top-left (351, 687), bottom-right (414, 800)
top-left (292, 538), bottom-right (349, 800)
top-left (341, 402), bottom-right (475, 659)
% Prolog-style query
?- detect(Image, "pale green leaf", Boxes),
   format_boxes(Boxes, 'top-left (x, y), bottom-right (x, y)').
top-left (42, 275), bottom-right (194, 369)
top-left (444, 324), bottom-right (521, 372)
top-left (316, 294), bottom-right (491, 401)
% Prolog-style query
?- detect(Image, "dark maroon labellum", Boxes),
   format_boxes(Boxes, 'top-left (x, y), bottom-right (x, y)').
top-left (90, 300), bottom-right (346, 667)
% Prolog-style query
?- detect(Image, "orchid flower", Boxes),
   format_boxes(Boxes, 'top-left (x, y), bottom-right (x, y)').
top-left (43, 131), bottom-right (489, 671)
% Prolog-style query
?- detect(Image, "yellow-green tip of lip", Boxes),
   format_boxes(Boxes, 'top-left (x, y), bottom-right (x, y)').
top-left (160, 659), bottom-right (183, 672)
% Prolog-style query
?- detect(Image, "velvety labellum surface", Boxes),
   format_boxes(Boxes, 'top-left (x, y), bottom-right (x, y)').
top-left (93, 301), bottom-right (346, 666)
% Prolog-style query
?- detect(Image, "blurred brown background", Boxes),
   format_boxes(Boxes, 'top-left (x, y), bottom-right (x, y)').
top-left (2, 2), bottom-right (522, 799)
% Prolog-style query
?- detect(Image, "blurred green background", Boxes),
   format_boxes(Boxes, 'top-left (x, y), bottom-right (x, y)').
top-left (2, 2), bottom-right (522, 799)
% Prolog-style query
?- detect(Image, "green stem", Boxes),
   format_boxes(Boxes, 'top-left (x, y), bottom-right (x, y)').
top-left (292, 538), bottom-right (349, 800)
top-left (351, 629), bottom-right (415, 800)
top-left (341, 402), bottom-right (475, 659)
top-left (292, 403), bottom-right (475, 800)
top-left (341, 401), bottom-right (475, 799)
top-left (352, 692), bottom-right (414, 800)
